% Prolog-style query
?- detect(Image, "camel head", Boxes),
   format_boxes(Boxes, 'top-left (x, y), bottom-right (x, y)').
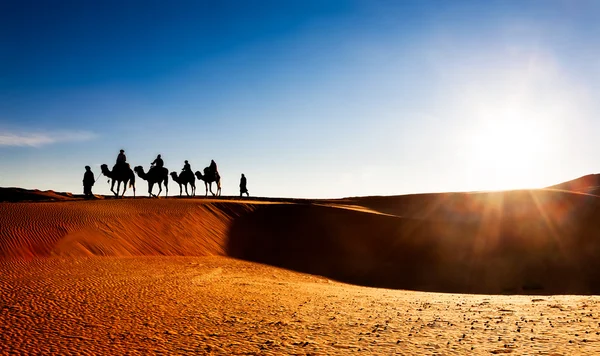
top-left (194, 171), bottom-right (203, 180)
top-left (133, 166), bottom-right (144, 176)
top-left (170, 172), bottom-right (178, 180)
top-left (100, 164), bottom-right (110, 176)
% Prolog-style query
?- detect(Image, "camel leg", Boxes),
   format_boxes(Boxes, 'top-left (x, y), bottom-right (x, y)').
top-left (204, 182), bottom-right (208, 197)
top-left (157, 183), bottom-right (162, 197)
top-left (111, 180), bottom-right (118, 196)
top-left (148, 182), bottom-right (154, 197)
top-left (179, 184), bottom-right (183, 197)
top-left (209, 182), bottom-right (215, 196)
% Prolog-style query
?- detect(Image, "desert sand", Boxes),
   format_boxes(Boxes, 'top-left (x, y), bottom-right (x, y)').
top-left (2, 182), bottom-right (600, 354)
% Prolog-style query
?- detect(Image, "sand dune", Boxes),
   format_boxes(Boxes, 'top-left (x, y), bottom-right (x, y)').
top-left (0, 187), bottom-right (79, 202)
top-left (547, 174), bottom-right (600, 194)
top-left (3, 188), bottom-right (600, 294)
top-left (4, 185), bottom-right (600, 353)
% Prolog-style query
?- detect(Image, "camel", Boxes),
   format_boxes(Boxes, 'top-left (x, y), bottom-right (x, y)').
top-left (134, 166), bottom-right (169, 197)
top-left (170, 171), bottom-right (196, 197)
top-left (195, 168), bottom-right (222, 196)
top-left (100, 164), bottom-right (136, 197)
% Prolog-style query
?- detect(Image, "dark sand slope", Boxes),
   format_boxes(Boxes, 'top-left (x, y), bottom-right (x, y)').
top-left (3, 189), bottom-right (600, 294)
top-left (229, 190), bottom-right (600, 294)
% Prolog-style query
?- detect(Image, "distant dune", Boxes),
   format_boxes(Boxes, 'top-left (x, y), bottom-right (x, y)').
top-left (546, 173), bottom-right (600, 195)
top-left (3, 175), bottom-right (600, 295)
top-left (0, 187), bottom-right (80, 202)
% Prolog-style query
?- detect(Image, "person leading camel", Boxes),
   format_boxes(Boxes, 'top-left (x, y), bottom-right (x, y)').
top-left (83, 166), bottom-right (95, 198)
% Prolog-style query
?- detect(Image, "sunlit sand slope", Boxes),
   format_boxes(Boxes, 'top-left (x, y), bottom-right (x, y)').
top-left (0, 199), bottom-right (254, 258)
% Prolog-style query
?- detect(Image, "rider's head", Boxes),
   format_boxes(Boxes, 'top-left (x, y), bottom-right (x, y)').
top-left (185, 160), bottom-right (188, 163)
top-left (85, 166), bottom-right (91, 170)
top-left (157, 154), bottom-right (161, 158)
top-left (120, 149), bottom-right (124, 153)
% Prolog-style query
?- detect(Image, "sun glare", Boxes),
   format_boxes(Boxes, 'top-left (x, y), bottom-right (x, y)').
top-left (466, 115), bottom-right (552, 191)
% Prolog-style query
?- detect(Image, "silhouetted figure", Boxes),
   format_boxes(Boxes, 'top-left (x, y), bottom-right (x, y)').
top-left (134, 165), bottom-right (169, 197)
top-left (150, 154), bottom-right (164, 175)
top-left (195, 170), bottom-right (222, 196)
top-left (239, 173), bottom-right (249, 197)
top-left (114, 149), bottom-right (128, 175)
top-left (209, 159), bottom-right (218, 180)
top-left (170, 171), bottom-right (196, 196)
top-left (101, 164), bottom-right (136, 197)
top-left (116, 149), bottom-right (127, 165)
top-left (180, 159), bottom-right (193, 183)
top-left (83, 166), bottom-right (95, 198)
top-left (151, 154), bottom-right (164, 168)
top-left (182, 160), bottom-right (191, 173)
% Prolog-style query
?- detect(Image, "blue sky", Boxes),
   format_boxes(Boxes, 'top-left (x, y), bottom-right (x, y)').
top-left (1, 0), bottom-right (599, 198)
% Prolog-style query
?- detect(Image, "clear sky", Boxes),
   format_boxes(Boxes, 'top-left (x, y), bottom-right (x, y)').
top-left (1, 0), bottom-right (599, 198)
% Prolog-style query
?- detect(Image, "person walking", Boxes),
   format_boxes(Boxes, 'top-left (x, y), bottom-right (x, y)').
top-left (83, 166), bottom-right (95, 198)
top-left (239, 173), bottom-right (249, 197)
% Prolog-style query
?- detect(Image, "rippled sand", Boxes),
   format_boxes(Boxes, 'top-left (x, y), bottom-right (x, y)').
top-left (2, 257), bottom-right (600, 355)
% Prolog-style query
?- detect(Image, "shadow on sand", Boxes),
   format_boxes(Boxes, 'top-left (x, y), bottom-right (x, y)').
top-left (227, 190), bottom-right (600, 295)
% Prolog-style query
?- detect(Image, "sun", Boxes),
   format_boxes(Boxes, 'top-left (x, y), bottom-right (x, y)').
top-left (465, 116), bottom-right (553, 191)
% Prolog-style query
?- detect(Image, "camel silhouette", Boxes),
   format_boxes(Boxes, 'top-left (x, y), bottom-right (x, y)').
top-left (134, 166), bottom-right (169, 197)
top-left (100, 164), bottom-right (136, 197)
top-left (195, 168), bottom-right (222, 196)
top-left (170, 171), bottom-right (196, 197)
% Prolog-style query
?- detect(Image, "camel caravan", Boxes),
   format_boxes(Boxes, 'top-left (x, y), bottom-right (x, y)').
top-left (100, 150), bottom-right (221, 198)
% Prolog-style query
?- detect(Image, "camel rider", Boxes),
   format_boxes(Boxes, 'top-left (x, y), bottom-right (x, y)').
top-left (209, 159), bottom-right (218, 179)
top-left (150, 154), bottom-right (164, 174)
top-left (116, 149), bottom-right (127, 165)
top-left (115, 149), bottom-right (127, 173)
top-left (182, 160), bottom-right (191, 175)
top-left (151, 154), bottom-right (164, 168)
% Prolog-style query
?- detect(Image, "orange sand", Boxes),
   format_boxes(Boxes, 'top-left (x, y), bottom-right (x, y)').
top-left (2, 186), bottom-right (600, 354)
